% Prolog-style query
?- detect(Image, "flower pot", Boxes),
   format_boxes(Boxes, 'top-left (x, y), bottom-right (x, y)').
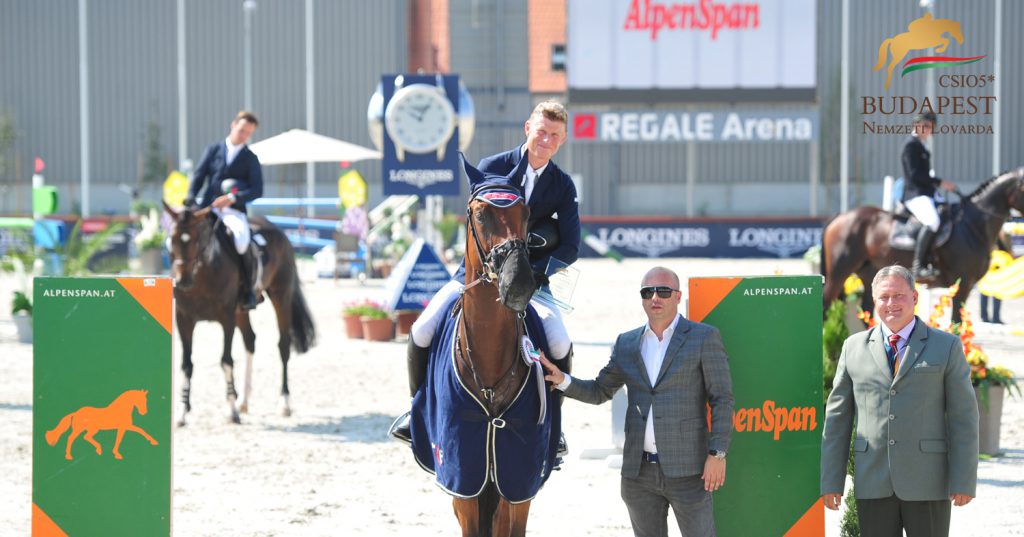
top-left (342, 314), bottom-right (364, 339)
top-left (139, 248), bottom-right (164, 274)
top-left (13, 312), bottom-right (32, 344)
top-left (394, 310), bottom-right (420, 339)
top-left (361, 317), bottom-right (394, 342)
top-left (976, 384), bottom-right (1005, 456)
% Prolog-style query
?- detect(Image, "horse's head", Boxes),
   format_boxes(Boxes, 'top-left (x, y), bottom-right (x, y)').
top-left (163, 200), bottom-right (211, 289)
top-left (125, 389), bottom-right (149, 415)
top-left (944, 19), bottom-right (964, 45)
top-left (1008, 168), bottom-right (1024, 215)
top-left (463, 159), bottom-right (536, 313)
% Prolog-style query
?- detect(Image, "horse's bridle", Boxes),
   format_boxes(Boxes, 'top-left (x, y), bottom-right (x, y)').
top-left (463, 184), bottom-right (529, 292)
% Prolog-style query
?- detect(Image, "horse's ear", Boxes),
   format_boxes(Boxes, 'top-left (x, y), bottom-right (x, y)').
top-left (162, 200), bottom-right (179, 219)
top-left (461, 152), bottom-right (486, 188)
top-left (506, 150), bottom-right (531, 182)
top-left (194, 206), bottom-right (212, 219)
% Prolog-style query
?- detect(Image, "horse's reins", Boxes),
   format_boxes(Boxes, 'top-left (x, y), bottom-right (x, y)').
top-left (457, 185), bottom-right (534, 414)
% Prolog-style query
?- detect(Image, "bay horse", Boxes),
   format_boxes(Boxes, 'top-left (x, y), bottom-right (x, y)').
top-left (822, 168), bottom-right (1024, 325)
top-left (409, 164), bottom-right (561, 537)
top-left (45, 389), bottom-right (157, 460)
top-left (164, 202), bottom-right (316, 425)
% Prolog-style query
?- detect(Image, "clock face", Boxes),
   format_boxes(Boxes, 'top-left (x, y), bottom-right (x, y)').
top-left (384, 85), bottom-right (456, 154)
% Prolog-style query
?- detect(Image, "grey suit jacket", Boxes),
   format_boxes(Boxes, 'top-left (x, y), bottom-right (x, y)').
top-left (564, 315), bottom-right (734, 478)
top-left (821, 318), bottom-right (979, 501)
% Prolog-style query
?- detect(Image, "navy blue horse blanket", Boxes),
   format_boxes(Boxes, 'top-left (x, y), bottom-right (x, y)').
top-left (409, 302), bottom-right (561, 503)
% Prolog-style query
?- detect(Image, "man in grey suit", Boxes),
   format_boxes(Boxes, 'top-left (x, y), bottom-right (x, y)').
top-left (821, 264), bottom-right (978, 537)
top-left (540, 266), bottom-right (734, 537)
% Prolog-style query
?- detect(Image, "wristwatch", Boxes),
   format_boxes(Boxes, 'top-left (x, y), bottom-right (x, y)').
top-left (709, 449), bottom-right (727, 460)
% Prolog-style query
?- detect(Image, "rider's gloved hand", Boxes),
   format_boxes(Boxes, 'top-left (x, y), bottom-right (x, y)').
top-left (533, 271), bottom-right (550, 288)
top-left (183, 196), bottom-right (196, 208)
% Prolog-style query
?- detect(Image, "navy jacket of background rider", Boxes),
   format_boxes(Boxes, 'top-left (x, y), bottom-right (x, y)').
top-left (188, 141), bottom-right (264, 214)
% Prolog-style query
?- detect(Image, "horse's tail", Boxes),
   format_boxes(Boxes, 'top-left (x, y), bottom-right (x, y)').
top-left (290, 278), bottom-right (316, 354)
top-left (45, 413), bottom-right (74, 446)
top-left (874, 38), bottom-right (892, 71)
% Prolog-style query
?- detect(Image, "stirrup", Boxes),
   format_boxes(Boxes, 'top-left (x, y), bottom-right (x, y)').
top-left (388, 411), bottom-right (413, 445)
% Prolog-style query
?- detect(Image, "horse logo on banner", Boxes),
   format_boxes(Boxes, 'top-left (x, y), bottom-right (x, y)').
top-left (45, 389), bottom-right (159, 461)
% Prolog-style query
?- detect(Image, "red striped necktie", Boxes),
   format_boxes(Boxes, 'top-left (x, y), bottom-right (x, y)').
top-left (887, 334), bottom-right (901, 375)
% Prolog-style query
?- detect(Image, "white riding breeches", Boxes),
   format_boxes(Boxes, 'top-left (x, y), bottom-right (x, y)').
top-left (905, 195), bottom-right (940, 232)
top-left (213, 207), bottom-right (251, 254)
top-left (410, 279), bottom-right (572, 361)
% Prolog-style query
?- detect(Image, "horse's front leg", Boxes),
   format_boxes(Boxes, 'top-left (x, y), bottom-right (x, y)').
top-left (235, 310), bottom-right (256, 414)
top-left (220, 317), bottom-right (241, 424)
top-left (935, 37), bottom-right (949, 53)
top-left (177, 315), bottom-right (197, 427)
top-left (494, 498), bottom-right (531, 537)
top-left (452, 498), bottom-right (481, 537)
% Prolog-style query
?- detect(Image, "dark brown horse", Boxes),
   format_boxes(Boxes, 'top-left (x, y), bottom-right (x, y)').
top-left (164, 202), bottom-right (315, 425)
top-left (822, 168), bottom-right (1024, 324)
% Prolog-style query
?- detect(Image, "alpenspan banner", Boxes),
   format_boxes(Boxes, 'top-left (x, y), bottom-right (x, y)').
top-left (689, 275), bottom-right (823, 536)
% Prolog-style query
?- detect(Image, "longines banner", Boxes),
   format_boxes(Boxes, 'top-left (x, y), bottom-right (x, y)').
top-left (33, 277), bottom-right (172, 536)
top-left (382, 74), bottom-right (461, 196)
top-left (567, 0), bottom-right (816, 90)
top-left (689, 275), bottom-right (823, 536)
top-left (580, 218), bottom-right (823, 258)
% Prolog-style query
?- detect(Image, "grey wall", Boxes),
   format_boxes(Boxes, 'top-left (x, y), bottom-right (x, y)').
top-left (1, 0), bottom-right (1020, 218)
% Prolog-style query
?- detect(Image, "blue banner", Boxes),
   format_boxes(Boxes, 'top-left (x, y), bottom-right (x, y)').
top-left (580, 218), bottom-right (824, 259)
top-left (382, 74), bottom-right (461, 196)
top-left (384, 239), bottom-right (451, 311)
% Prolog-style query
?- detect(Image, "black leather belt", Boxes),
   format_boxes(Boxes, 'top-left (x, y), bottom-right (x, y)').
top-left (642, 451), bottom-right (659, 463)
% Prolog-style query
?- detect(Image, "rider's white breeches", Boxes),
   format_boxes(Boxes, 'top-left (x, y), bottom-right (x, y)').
top-left (905, 195), bottom-right (940, 232)
top-left (410, 279), bottom-right (572, 361)
top-left (214, 208), bottom-right (251, 254)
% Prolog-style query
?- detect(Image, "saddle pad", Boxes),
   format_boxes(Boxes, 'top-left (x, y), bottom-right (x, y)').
top-left (889, 214), bottom-right (954, 251)
top-left (409, 303), bottom-right (561, 503)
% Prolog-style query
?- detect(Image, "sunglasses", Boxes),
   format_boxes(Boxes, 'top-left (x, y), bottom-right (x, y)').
top-left (640, 286), bottom-right (678, 299)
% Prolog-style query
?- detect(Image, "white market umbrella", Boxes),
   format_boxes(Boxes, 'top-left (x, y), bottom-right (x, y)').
top-left (249, 128), bottom-right (381, 166)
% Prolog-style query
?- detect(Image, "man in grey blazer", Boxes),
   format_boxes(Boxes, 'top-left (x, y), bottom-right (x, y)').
top-left (821, 264), bottom-right (978, 537)
top-left (541, 266), bottom-right (734, 537)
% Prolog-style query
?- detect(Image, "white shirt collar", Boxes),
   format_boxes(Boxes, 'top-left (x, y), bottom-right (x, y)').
top-left (519, 144), bottom-right (548, 179)
top-left (643, 313), bottom-right (681, 341)
top-left (880, 317), bottom-right (916, 344)
top-left (225, 137), bottom-right (244, 165)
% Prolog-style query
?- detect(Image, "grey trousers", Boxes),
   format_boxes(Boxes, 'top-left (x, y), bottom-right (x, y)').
top-left (621, 460), bottom-right (715, 537)
top-left (856, 494), bottom-right (951, 537)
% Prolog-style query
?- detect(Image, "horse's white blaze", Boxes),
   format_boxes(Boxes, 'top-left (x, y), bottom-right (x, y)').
top-left (180, 233), bottom-right (190, 243)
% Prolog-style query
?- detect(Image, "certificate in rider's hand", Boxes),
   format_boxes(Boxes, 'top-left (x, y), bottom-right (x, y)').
top-left (533, 257), bottom-right (579, 313)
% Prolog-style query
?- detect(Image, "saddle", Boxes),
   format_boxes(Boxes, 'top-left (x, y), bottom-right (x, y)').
top-left (888, 201), bottom-right (956, 251)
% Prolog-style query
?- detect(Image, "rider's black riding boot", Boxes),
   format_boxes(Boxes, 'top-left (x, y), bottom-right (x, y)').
top-left (912, 227), bottom-right (939, 279)
top-left (238, 248), bottom-right (259, 310)
top-left (552, 345), bottom-right (573, 465)
top-left (389, 340), bottom-right (431, 444)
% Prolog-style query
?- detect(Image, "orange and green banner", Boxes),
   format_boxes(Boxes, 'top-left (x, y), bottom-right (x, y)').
top-left (33, 277), bottom-right (172, 536)
top-left (689, 275), bottom-right (823, 537)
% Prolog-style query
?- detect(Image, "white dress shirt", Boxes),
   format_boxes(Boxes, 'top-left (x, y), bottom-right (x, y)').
top-left (225, 137), bottom-right (244, 166)
top-left (519, 145), bottom-right (547, 202)
top-left (555, 314), bottom-right (681, 454)
top-left (640, 314), bottom-right (680, 453)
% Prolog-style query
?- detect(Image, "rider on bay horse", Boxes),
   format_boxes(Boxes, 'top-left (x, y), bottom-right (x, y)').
top-left (901, 111), bottom-right (957, 279)
top-left (185, 110), bottom-right (264, 310)
top-left (394, 101), bottom-right (581, 450)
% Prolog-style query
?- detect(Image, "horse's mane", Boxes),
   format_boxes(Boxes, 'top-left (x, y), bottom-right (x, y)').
top-left (967, 168), bottom-right (1020, 200)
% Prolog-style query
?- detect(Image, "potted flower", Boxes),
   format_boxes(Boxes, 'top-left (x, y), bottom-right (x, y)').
top-left (134, 208), bottom-right (166, 274)
top-left (929, 282), bottom-right (1020, 455)
top-left (341, 299), bottom-right (374, 339)
top-left (11, 290), bottom-right (32, 343)
top-left (359, 301), bottom-right (394, 342)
